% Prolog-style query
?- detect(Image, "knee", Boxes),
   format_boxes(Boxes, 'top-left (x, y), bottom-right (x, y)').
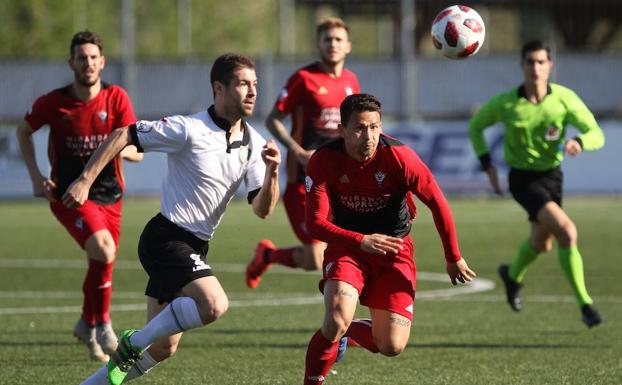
top-left (322, 316), bottom-right (350, 341)
top-left (298, 247), bottom-right (322, 271)
top-left (532, 240), bottom-right (553, 253)
top-left (556, 221), bottom-right (578, 246)
top-left (376, 340), bottom-right (407, 357)
top-left (87, 238), bottom-right (116, 263)
top-left (198, 297), bottom-right (229, 325)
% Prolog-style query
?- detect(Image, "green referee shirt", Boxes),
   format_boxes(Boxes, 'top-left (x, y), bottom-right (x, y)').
top-left (468, 83), bottom-right (605, 171)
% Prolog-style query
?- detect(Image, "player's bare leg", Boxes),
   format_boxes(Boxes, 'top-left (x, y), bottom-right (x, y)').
top-left (536, 202), bottom-right (602, 326)
top-left (246, 241), bottom-right (326, 288)
top-left (106, 276), bottom-right (227, 384)
top-left (304, 280), bottom-right (358, 385)
top-left (294, 242), bottom-right (326, 271)
top-left (79, 298), bottom-right (181, 385)
top-left (368, 308), bottom-right (411, 357)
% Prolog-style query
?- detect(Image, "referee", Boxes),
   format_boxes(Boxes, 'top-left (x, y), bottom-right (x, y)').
top-left (468, 40), bottom-right (605, 328)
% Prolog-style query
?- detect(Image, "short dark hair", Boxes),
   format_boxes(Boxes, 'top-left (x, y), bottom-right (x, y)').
top-left (521, 40), bottom-right (551, 61)
top-left (340, 93), bottom-right (382, 125)
top-left (316, 17), bottom-right (350, 40)
top-left (210, 53), bottom-right (255, 87)
top-left (70, 30), bottom-right (103, 57)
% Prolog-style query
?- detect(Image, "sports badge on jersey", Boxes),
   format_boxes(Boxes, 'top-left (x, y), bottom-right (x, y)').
top-left (305, 176), bottom-right (313, 192)
top-left (97, 110), bottom-right (108, 122)
top-left (544, 125), bottom-right (561, 141)
top-left (374, 171), bottom-right (386, 186)
top-left (136, 120), bottom-right (153, 133)
top-left (345, 87), bottom-right (353, 96)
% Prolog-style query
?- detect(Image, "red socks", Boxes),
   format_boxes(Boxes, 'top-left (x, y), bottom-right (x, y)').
top-left (304, 320), bottom-right (379, 385)
top-left (304, 330), bottom-right (339, 385)
top-left (345, 319), bottom-right (379, 353)
top-left (266, 247), bottom-right (297, 268)
top-left (82, 259), bottom-right (114, 324)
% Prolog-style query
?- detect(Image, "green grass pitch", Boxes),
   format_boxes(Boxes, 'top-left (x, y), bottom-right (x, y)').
top-left (0, 196), bottom-right (620, 385)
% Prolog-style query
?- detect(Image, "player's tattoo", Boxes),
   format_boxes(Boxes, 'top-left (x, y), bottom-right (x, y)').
top-left (389, 316), bottom-right (411, 327)
top-left (336, 289), bottom-right (354, 298)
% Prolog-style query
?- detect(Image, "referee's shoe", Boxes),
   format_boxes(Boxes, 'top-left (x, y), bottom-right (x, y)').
top-left (581, 304), bottom-right (603, 328)
top-left (497, 264), bottom-right (523, 312)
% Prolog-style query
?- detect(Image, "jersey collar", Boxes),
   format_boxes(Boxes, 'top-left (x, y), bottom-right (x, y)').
top-left (207, 105), bottom-right (251, 154)
top-left (517, 83), bottom-right (552, 99)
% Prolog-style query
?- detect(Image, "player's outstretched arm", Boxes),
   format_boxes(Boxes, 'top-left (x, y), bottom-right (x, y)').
top-left (62, 126), bottom-right (133, 208)
top-left (446, 258), bottom-right (477, 286)
top-left (120, 145), bottom-right (144, 162)
top-left (252, 140), bottom-right (281, 219)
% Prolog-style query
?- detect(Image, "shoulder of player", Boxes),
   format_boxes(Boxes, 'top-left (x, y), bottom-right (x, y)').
top-left (341, 67), bottom-right (359, 79)
top-left (101, 83), bottom-right (130, 96)
top-left (378, 134), bottom-right (421, 163)
top-left (549, 83), bottom-right (578, 99)
top-left (312, 139), bottom-right (344, 160)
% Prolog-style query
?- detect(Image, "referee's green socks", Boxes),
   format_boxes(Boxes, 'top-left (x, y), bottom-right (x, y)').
top-left (508, 239), bottom-right (540, 283)
top-left (558, 246), bottom-right (593, 306)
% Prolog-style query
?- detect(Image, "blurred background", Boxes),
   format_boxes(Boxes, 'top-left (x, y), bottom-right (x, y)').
top-left (1, 0), bottom-right (621, 196)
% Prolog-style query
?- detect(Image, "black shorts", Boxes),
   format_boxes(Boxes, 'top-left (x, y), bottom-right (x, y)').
top-left (509, 167), bottom-right (563, 222)
top-left (138, 213), bottom-right (213, 304)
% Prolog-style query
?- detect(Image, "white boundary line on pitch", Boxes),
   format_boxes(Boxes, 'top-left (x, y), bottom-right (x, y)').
top-left (0, 265), bottom-right (496, 315)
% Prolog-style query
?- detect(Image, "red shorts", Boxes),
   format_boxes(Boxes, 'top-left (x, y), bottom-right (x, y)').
top-left (320, 235), bottom-right (416, 320)
top-left (283, 183), bottom-right (321, 245)
top-left (50, 199), bottom-right (122, 249)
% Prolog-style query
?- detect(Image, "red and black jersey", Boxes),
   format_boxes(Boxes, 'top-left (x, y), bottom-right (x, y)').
top-left (305, 134), bottom-right (461, 262)
top-left (25, 83), bottom-right (136, 204)
top-left (275, 62), bottom-right (360, 182)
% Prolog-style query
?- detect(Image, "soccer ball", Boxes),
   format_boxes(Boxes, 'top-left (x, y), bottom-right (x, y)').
top-left (431, 5), bottom-right (485, 59)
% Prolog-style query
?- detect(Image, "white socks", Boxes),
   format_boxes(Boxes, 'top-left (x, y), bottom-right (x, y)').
top-left (124, 350), bottom-right (159, 381)
top-left (130, 297), bottom-right (203, 349)
top-left (79, 351), bottom-right (159, 384)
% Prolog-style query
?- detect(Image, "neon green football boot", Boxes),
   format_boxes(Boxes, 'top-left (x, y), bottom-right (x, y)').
top-left (107, 329), bottom-right (143, 385)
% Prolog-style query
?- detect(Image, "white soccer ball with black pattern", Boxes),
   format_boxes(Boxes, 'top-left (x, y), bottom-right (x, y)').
top-left (431, 5), bottom-right (485, 59)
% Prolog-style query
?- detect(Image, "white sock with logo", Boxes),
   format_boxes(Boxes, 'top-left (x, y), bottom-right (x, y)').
top-left (130, 297), bottom-right (203, 349)
top-left (124, 350), bottom-right (159, 382)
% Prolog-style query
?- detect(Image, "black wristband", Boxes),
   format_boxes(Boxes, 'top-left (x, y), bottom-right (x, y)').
top-left (573, 136), bottom-right (583, 150)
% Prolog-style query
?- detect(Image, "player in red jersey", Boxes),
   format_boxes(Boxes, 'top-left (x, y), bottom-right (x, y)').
top-left (302, 94), bottom-right (476, 385)
top-left (246, 17), bottom-right (360, 288)
top-left (16, 31), bottom-right (141, 362)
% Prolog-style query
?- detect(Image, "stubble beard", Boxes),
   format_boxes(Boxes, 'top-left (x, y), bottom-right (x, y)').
top-left (74, 71), bottom-right (99, 88)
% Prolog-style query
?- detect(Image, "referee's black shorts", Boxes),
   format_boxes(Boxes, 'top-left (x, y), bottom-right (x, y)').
top-left (509, 167), bottom-right (563, 222)
top-left (138, 213), bottom-right (213, 304)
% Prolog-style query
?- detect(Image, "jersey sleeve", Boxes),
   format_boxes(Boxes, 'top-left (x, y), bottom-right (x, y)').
top-left (132, 116), bottom-right (188, 153)
top-left (244, 133), bottom-right (267, 194)
top-left (275, 71), bottom-right (305, 115)
top-left (113, 87), bottom-right (137, 128)
top-left (24, 94), bottom-right (50, 132)
top-left (562, 89), bottom-right (605, 151)
top-left (399, 146), bottom-right (462, 262)
top-left (468, 94), bottom-right (502, 157)
top-left (305, 152), bottom-right (365, 249)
